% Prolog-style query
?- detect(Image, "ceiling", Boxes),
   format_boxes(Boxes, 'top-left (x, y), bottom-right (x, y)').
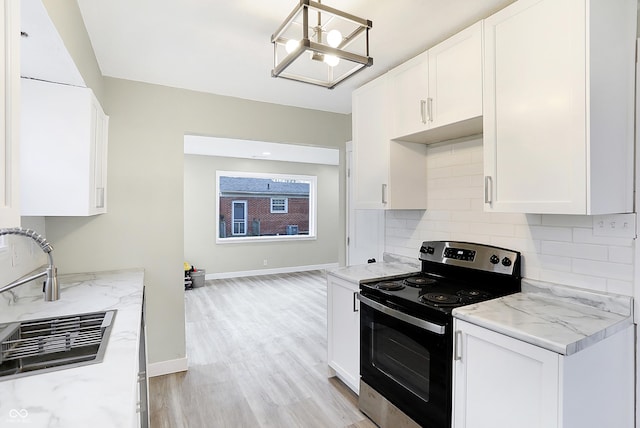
top-left (72, 0), bottom-right (515, 114)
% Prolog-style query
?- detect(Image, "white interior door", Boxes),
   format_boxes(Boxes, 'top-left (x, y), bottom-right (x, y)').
top-left (346, 142), bottom-right (384, 266)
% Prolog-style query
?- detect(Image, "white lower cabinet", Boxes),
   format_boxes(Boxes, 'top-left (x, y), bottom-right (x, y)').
top-left (453, 319), bottom-right (634, 428)
top-left (327, 274), bottom-right (360, 393)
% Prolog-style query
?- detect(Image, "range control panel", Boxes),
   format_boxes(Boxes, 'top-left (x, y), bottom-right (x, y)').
top-left (419, 241), bottom-right (520, 276)
top-left (443, 247), bottom-right (476, 262)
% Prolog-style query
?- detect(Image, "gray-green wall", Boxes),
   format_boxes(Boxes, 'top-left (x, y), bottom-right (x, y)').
top-left (184, 155), bottom-right (340, 275)
top-left (39, 1), bottom-right (351, 366)
top-left (44, 78), bottom-right (350, 365)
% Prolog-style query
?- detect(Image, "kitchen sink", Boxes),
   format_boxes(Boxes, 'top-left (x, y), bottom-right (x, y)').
top-left (0, 310), bottom-right (116, 380)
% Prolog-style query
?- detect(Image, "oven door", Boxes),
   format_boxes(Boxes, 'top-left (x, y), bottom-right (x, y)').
top-left (358, 292), bottom-right (452, 428)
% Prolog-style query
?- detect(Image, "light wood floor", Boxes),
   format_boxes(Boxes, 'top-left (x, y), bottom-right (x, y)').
top-left (149, 270), bottom-right (376, 428)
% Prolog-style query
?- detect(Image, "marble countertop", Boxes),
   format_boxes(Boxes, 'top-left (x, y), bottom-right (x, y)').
top-left (0, 268), bottom-right (145, 427)
top-left (453, 279), bottom-right (633, 355)
top-left (327, 261), bottom-right (420, 284)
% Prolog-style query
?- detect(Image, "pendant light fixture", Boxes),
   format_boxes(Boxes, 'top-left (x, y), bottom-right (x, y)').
top-left (271, 0), bottom-right (373, 89)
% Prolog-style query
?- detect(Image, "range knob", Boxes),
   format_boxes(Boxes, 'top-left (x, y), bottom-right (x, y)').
top-left (489, 255), bottom-right (500, 264)
top-left (501, 257), bottom-right (512, 267)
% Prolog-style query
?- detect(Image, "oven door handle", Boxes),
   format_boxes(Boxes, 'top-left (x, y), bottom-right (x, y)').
top-left (357, 293), bottom-right (446, 335)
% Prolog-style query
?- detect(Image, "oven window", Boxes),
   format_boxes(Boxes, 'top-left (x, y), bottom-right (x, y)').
top-left (372, 324), bottom-right (430, 402)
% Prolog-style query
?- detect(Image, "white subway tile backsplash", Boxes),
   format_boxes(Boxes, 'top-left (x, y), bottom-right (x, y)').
top-left (541, 241), bottom-right (608, 261)
top-left (609, 246), bottom-right (633, 264)
top-left (431, 176), bottom-right (474, 189)
top-left (573, 227), bottom-right (633, 247)
top-left (527, 225), bottom-right (573, 242)
top-left (490, 236), bottom-right (541, 254)
top-left (427, 167), bottom-right (453, 180)
top-left (488, 212), bottom-right (530, 226)
top-left (449, 163), bottom-right (484, 177)
top-left (572, 259), bottom-right (633, 282)
top-left (384, 137), bottom-right (635, 296)
top-left (539, 270), bottom-right (607, 292)
top-left (606, 279), bottom-right (633, 296)
top-left (427, 199), bottom-right (473, 211)
top-left (451, 210), bottom-right (493, 224)
top-left (537, 254), bottom-right (573, 273)
top-left (385, 217), bottom-right (406, 229)
top-left (422, 210), bottom-right (451, 221)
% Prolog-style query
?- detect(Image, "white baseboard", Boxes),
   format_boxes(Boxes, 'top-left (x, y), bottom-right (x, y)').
top-left (205, 263), bottom-right (339, 280)
top-left (148, 357), bottom-right (188, 377)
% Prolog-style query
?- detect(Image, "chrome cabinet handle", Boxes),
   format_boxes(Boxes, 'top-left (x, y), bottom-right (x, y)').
top-left (353, 291), bottom-right (359, 312)
top-left (381, 184), bottom-right (388, 204)
top-left (357, 293), bottom-right (446, 335)
top-left (420, 99), bottom-right (427, 124)
top-left (454, 330), bottom-right (463, 360)
top-left (484, 176), bottom-right (492, 204)
top-left (427, 97), bottom-right (433, 122)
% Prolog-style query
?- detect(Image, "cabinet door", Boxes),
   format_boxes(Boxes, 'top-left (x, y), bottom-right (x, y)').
top-left (483, 0), bottom-right (587, 214)
top-left (453, 320), bottom-right (559, 428)
top-left (428, 21), bottom-right (482, 129)
top-left (389, 52), bottom-right (429, 139)
top-left (0, 0), bottom-right (20, 228)
top-left (352, 75), bottom-right (389, 209)
top-left (327, 276), bottom-right (360, 393)
top-left (21, 78), bottom-right (109, 216)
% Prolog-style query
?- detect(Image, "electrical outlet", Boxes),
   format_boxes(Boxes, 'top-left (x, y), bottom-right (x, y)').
top-left (263, 259), bottom-right (268, 266)
top-left (592, 213), bottom-right (636, 239)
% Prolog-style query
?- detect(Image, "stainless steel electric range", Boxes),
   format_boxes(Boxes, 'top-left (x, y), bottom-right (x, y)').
top-left (358, 241), bottom-right (521, 428)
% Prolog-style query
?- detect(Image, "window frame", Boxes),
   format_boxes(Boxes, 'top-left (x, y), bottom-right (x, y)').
top-left (270, 198), bottom-right (288, 214)
top-left (216, 171), bottom-right (317, 244)
top-left (231, 200), bottom-right (247, 235)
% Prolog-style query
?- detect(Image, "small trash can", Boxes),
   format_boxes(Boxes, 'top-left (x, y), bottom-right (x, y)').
top-left (190, 270), bottom-right (206, 288)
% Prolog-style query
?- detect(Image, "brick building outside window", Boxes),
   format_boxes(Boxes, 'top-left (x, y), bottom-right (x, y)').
top-left (218, 176), bottom-right (310, 238)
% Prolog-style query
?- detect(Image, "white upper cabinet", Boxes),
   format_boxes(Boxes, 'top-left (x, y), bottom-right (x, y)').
top-left (352, 74), bottom-right (427, 210)
top-left (0, 0), bottom-right (21, 228)
top-left (483, 0), bottom-right (636, 215)
top-left (428, 21), bottom-right (483, 132)
top-left (389, 21), bottom-right (483, 144)
top-left (20, 78), bottom-right (109, 216)
top-left (389, 51), bottom-right (429, 139)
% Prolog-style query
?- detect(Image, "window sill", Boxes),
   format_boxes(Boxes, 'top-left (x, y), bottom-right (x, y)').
top-left (216, 235), bottom-right (317, 244)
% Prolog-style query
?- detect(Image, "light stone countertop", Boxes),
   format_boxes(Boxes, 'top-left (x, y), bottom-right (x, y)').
top-left (453, 278), bottom-right (634, 355)
top-left (0, 268), bottom-right (145, 428)
top-left (327, 261), bottom-right (420, 284)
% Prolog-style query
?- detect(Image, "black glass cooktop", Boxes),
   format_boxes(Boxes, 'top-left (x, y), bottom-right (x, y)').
top-left (360, 272), bottom-right (511, 317)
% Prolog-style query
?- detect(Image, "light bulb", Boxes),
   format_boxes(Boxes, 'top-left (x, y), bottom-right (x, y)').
top-left (285, 39), bottom-right (300, 54)
top-left (326, 29), bottom-right (342, 48)
top-left (324, 54), bottom-right (340, 67)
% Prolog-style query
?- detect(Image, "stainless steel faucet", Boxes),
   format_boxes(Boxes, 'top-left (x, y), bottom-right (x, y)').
top-left (0, 227), bottom-right (59, 301)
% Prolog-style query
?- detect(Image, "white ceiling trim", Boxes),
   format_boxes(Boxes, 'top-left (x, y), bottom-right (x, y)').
top-left (184, 135), bottom-right (339, 166)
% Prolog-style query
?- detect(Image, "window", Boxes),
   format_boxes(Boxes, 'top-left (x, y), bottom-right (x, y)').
top-left (216, 171), bottom-right (316, 243)
top-left (270, 198), bottom-right (288, 213)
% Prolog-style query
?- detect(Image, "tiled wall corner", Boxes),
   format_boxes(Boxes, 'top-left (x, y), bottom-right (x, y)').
top-left (385, 137), bottom-right (635, 296)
